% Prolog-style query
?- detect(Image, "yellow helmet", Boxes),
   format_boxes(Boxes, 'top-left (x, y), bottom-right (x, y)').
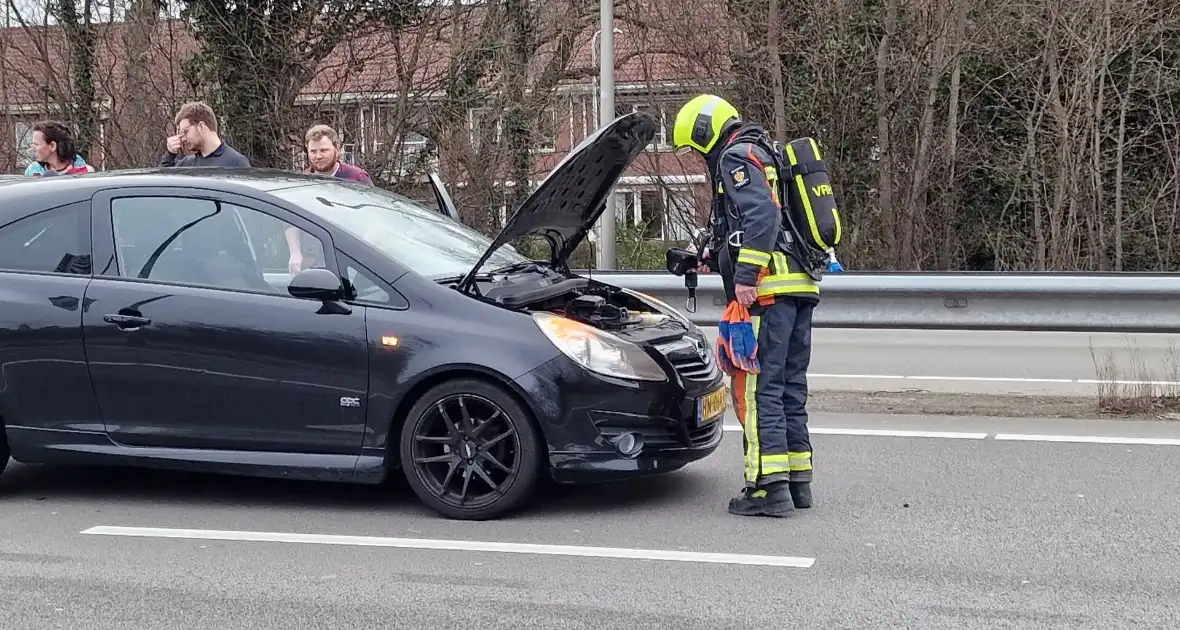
top-left (672, 94), bottom-right (740, 155)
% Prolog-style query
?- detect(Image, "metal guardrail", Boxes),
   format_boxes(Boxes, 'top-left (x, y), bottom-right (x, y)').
top-left (574, 271), bottom-right (1180, 333)
top-left (269, 268), bottom-right (1180, 333)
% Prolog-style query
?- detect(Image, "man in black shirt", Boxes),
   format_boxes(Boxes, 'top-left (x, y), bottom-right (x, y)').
top-left (160, 101), bottom-right (251, 167)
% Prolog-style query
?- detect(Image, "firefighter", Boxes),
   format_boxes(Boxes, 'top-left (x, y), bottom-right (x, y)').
top-left (672, 94), bottom-right (818, 517)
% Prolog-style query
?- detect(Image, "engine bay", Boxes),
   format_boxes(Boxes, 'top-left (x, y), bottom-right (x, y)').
top-left (537, 291), bottom-right (646, 330)
top-left (522, 283), bottom-right (689, 342)
top-left (463, 264), bottom-right (691, 342)
top-left (563, 294), bottom-right (637, 329)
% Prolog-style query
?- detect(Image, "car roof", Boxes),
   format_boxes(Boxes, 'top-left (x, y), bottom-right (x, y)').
top-left (0, 167), bottom-right (329, 197)
top-left (0, 168), bottom-right (339, 227)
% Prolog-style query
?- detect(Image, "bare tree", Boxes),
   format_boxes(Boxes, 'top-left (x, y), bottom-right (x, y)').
top-left (3, 0), bottom-right (1180, 274)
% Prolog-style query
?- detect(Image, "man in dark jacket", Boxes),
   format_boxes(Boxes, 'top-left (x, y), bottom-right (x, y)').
top-left (672, 94), bottom-right (819, 518)
top-left (160, 101), bottom-right (251, 168)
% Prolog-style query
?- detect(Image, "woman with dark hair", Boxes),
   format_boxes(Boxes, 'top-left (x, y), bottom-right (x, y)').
top-left (23, 120), bottom-right (94, 176)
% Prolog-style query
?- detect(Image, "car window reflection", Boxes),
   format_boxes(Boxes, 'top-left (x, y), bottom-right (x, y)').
top-left (110, 197), bottom-right (324, 295)
top-left (269, 183), bottom-right (530, 279)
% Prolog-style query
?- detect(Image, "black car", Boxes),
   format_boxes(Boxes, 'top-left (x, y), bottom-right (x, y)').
top-left (0, 112), bottom-right (728, 520)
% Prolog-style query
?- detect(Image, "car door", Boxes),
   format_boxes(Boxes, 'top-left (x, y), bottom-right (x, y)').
top-left (0, 200), bottom-right (105, 439)
top-left (82, 186), bottom-right (370, 456)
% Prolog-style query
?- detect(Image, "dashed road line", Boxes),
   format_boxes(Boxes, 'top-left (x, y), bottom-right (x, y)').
top-left (811, 427), bottom-right (989, 439)
top-left (79, 526), bottom-right (816, 568)
top-left (993, 433), bottom-right (1180, 446)
top-left (721, 425), bottom-right (986, 439)
top-left (810, 373), bottom-right (1180, 387)
top-left (721, 424), bottom-right (1180, 446)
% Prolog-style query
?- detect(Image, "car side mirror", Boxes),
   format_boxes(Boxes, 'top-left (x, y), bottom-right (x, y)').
top-left (288, 268), bottom-right (346, 301)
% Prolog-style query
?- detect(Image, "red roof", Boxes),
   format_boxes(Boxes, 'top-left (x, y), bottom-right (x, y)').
top-left (0, 19), bottom-right (199, 107)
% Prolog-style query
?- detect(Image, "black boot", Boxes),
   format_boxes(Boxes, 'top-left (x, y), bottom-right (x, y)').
top-left (789, 481), bottom-right (813, 509)
top-left (727, 482), bottom-right (794, 517)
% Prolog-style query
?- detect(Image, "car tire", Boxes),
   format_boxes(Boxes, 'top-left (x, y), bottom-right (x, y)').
top-left (399, 377), bottom-right (542, 521)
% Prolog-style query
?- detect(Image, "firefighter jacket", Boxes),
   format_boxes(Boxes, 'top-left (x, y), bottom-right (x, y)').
top-left (707, 125), bottom-right (820, 304)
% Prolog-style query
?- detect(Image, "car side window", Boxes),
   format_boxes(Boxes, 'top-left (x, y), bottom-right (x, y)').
top-left (109, 196), bottom-right (325, 295)
top-left (0, 201), bottom-right (92, 275)
top-left (338, 252), bottom-right (407, 308)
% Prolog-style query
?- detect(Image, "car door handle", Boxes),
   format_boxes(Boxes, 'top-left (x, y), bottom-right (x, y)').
top-left (103, 313), bottom-right (152, 327)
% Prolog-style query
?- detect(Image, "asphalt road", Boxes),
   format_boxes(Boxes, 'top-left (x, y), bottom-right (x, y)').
top-left (3, 411), bottom-right (1180, 628)
top-left (700, 327), bottom-right (1180, 395)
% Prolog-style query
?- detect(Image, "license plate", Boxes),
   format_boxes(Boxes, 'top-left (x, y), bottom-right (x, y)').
top-left (696, 385), bottom-right (729, 426)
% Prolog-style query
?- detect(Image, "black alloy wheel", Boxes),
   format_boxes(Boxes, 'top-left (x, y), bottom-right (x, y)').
top-left (400, 378), bottom-right (542, 520)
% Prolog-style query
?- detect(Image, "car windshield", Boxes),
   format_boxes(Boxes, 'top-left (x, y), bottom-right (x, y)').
top-left (267, 180), bottom-right (531, 279)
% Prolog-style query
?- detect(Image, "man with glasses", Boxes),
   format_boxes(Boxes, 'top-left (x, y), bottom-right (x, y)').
top-left (160, 101), bottom-right (251, 168)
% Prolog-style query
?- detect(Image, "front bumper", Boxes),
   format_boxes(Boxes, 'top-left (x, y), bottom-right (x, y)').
top-left (512, 337), bottom-right (728, 484)
top-left (547, 418), bottom-right (725, 483)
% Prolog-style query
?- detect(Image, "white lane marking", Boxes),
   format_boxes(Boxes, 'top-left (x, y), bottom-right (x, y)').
top-left (810, 373), bottom-right (906, 380)
top-left (994, 433), bottom-right (1180, 446)
top-left (80, 526), bottom-right (816, 568)
top-left (813, 427), bottom-right (989, 439)
top-left (721, 424), bottom-right (1180, 446)
top-left (1083, 379), bottom-right (1180, 386)
top-left (720, 424), bottom-right (986, 439)
top-left (808, 373), bottom-right (1180, 386)
top-left (905, 375), bottom-right (1072, 384)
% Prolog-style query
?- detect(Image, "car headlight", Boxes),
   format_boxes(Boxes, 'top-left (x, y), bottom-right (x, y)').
top-left (622, 288), bottom-right (699, 332)
top-left (532, 312), bottom-right (668, 382)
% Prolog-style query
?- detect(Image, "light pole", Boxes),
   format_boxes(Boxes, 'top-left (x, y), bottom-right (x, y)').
top-left (595, 0), bottom-right (617, 270)
top-left (590, 27), bottom-right (621, 133)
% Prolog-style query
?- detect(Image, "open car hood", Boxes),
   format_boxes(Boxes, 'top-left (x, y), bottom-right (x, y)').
top-left (461, 111), bottom-right (659, 279)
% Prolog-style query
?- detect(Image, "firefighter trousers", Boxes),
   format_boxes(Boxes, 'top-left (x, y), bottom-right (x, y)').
top-left (731, 297), bottom-right (815, 487)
